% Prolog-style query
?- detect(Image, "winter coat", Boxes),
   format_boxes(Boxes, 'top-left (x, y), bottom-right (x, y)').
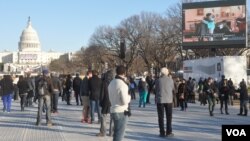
top-left (17, 78), bottom-right (29, 95)
top-left (99, 70), bottom-right (113, 114)
top-left (155, 75), bottom-right (174, 104)
top-left (0, 75), bottom-right (14, 96)
top-left (89, 75), bottom-right (102, 101)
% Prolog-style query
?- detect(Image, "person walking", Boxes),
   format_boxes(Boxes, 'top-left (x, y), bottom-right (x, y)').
top-left (17, 75), bottom-right (29, 111)
top-left (96, 70), bottom-right (114, 137)
top-left (80, 70), bottom-right (92, 123)
top-left (155, 67), bottom-right (175, 137)
top-left (108, 66), bottom-right (131, 141)
top-left (203, 77), bottom-right (217, 116)
top-left (0, 75), bottom-right (14, 113)
top-left (36, 69), bottom-right (53, 126)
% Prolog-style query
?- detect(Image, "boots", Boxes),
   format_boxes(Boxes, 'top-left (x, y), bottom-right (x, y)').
top-left (237, 108), bottom-right (243, 116)
top-left (243, 109), bottom-right (248, 116)
top-left (220, 109), bottom-right (224, 114)
top-left (210, 111), bottom-right (214, 116)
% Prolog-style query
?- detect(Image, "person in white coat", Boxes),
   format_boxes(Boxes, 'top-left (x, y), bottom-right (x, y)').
top-left (108, 66), bottom-right (131, 141)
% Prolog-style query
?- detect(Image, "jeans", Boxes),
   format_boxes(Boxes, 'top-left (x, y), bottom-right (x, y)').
top-left (2, 94), bottom-right (12, 112)
top-left (81, 96), bottom-right (90, 120)
top-left (220, 97), bottom-right (229, 113)
top-left (109, 117), bottom-right (114, 136)
top-left (179, 99), bottom-right (187, 110)
top-left (146, 87), bottom-right (152, 103)
top-left (75, 92), bottom-right (82, 105)
top-left (240, 100), bottom-right (248, 115)
top-left (90, 100), bottom-right (101, 122)
top-left (111, 112), bottom-right (128, 141)
top-left (100, 114), bottom-right (108, 135)
top-left (66, 91), bottom-right (71, 105)
top-left (139, 91), bottom-right (148, 107)
top-left (20, 93), bottom-right (28, 110)
top-left (130, 89), bottom-right (136, 100)
top-left (207, 96), bottom-right (216, 113)
top-left (37, 95), bottom-right (52, 124)
top-left (157, 103), bottom-right (172, 135)
top-left (52, 91), bottom-right (59, 112)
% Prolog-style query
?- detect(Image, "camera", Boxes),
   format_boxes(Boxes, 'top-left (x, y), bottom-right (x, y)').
top-left (124, 110), bottom-right (131, 117)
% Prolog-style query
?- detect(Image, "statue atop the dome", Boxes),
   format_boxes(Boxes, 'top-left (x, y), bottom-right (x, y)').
top-left (27, 16), bottom-right (31, 27)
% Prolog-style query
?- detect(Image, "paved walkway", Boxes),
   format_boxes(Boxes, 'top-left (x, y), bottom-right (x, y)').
top-left (0, 96), bottom-right (249, 141)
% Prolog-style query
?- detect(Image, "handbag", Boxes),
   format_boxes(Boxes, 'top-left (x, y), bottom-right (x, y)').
top-left (179, 93), bottom-right (184, 99)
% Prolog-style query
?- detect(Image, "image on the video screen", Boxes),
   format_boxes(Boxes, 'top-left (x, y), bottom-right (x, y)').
top-left (183, 4), bottom-right (246, 46)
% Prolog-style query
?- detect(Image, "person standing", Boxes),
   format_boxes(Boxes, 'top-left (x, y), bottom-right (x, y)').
top-left (73, 73), bottom-right (82, 105)
top-left (227, 78), bottom-right (235, 106)
top-left (80, 70), bottom-right (92, 123)
top-left (0, 75), bottom-right (14, 113)
top-left (108, 66), bottom-right (131, 141)
top-left (96, 70), bottom-right (114, 137)
top-left (51, 72), bottom-right (62, 113)
top-left (36, 69), bottom-right (53, 126)
top-left (219, 79), bottom-right (229, 115)
top-left (17, 75), bottom-right (29, 111)
top-left (65, 74), bottom-right (73, 105)
top-left (13, 75), bottom-right (19, 101)
top-left (155, 67), bottom-right (174, 137)
top-left (26, 72), bottom-right (35, 107)
top-left (89, 70), bottom-right (102, 123)
top-left (138, 78), bottom-right (148, 108)
top-left (129, 78), bottom-right (136, 100)
top-left (146, 75), bottom-right (154, 104)
top-left (203, 77), bottom-right (216, 116)
top-left (178, 79), bottom-right (188, 111)
top-left (237, 79), bottom-right (248, 116)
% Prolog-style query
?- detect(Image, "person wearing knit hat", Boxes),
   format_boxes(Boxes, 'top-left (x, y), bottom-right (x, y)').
top-left (36, 68), bottom-right (53, 127)
top-left (42, 69), bottom-right (49, 75)
top-left (155, 67), bottom-right (174, 137)
top-left (138, 77), bottom-right (148, 108)
top-left (160, 67), bottom-right (169, 76)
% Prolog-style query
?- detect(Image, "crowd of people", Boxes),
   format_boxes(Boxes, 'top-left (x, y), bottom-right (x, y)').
top-left (0, 66), bottom-right (249, 141)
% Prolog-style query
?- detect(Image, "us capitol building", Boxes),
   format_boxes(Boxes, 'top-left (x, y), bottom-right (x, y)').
top-left (0, 18), bottom-right (69, 74)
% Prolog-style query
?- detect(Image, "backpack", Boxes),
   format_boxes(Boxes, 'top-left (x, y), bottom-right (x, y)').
top-left (73, 77), bottom-right (81, 87)
top-left (38, 79), bottom-right (49, 96)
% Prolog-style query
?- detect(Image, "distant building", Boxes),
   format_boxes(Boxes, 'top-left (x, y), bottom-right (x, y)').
top-left (0, 17), bottom-right (67, 74)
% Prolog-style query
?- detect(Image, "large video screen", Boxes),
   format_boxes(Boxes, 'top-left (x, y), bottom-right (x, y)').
top-left (182, 0), bottom-right (247, 49)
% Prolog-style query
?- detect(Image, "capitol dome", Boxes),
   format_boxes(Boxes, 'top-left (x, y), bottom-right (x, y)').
top-left (18, 17), bottom-right (41, 52)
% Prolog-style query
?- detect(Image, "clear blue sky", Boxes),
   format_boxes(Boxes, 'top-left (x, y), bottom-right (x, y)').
top-left (0, 0), bottom-right (179, 53)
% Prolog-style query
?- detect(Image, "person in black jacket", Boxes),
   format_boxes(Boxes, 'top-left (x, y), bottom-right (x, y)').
top-left (178, 79), bottom-right (188, 111)
top-left (89, 70), bottom-right (102, 123)
top-left (17, 75), bottom-right (29, 111)
top-left (80, 70), bottom-right (92, 123)
top-left (237, 79), bottom-right (248, 116)
top-left (203, 77), bottom-right (217, 116)
top-left (50, 72), bottom-right (62, 113)
top-left (96, 70), bottom-right (114, 137)
top-left (36, 69), bottom-right (53, 126)
top-left (73, 73), bottom-right (82, 105)
top-left (219, 79), bottom-right (230, 115)
top-left (0, 75), bottom-right (14, 113)
top-left (65, 74), bottom-right (73, 105)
